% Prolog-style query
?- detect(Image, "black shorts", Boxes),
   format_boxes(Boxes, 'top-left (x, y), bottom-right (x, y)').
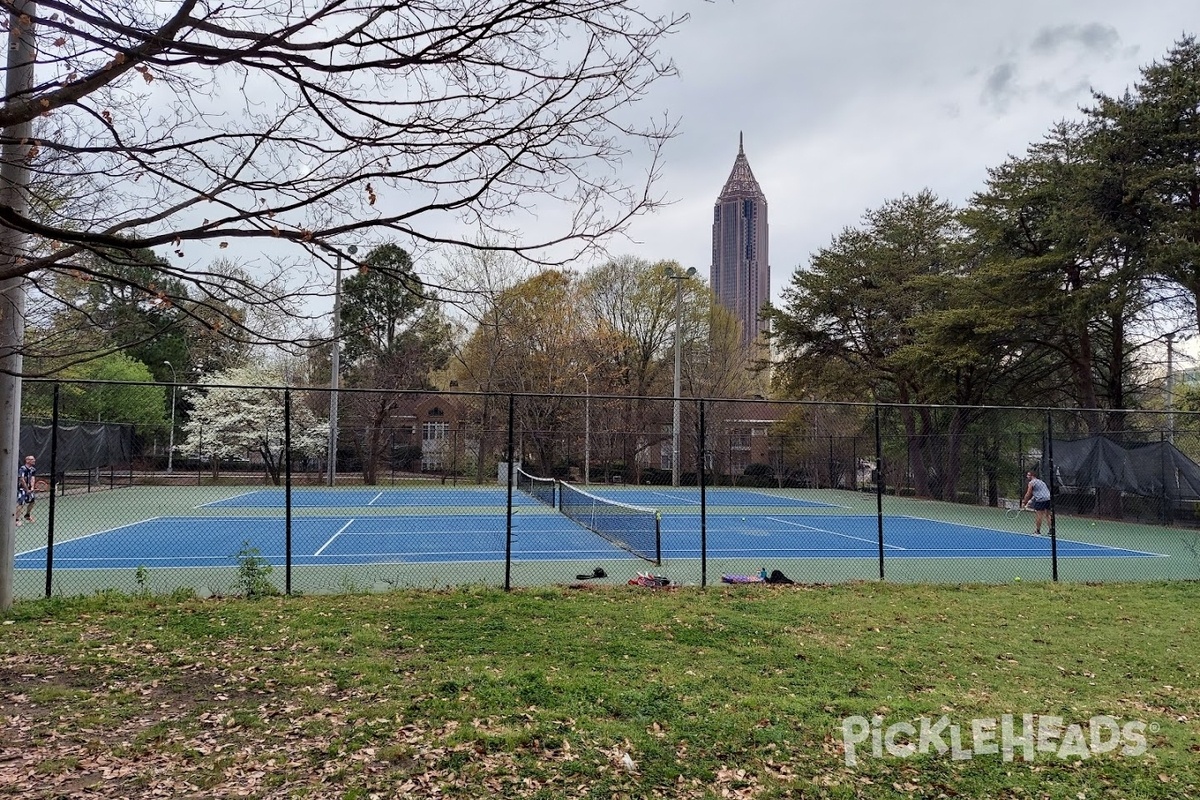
top-left (1029, 498), bottom-right (1051, 511)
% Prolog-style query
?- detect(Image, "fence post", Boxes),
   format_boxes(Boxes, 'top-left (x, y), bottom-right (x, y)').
top-left (875, 404), bottom-right (885, 580)
top-left (284, 390), bottom-right (293, 596)
top-left (504, 393), bottom-right (515, 591)
top-left (1160, 430), bottom-right (1169, 525)
top-left (698, 399), bottom-right (707, 588)
top-left (45, 383), bottom-right (61, 598)
top-left (1047, 411), bottom-right (1058, 582)
top-left (828, 436), bottom-right (834, 491)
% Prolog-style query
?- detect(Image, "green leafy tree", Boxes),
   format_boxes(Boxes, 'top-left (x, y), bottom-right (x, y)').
top-left (769, 190), bottom-right (969, 497)
top-left (23, 352), bottom-right (166, 433)
top-left (337, 244), bottom-right (452, 483)
top-left (961, 121), bottom-right (1159, 434)
top-left (40, 250), bottom-right (251, 380)
top-left (1086, 36), bottom-right (1200, 334)
top-left (48, 247), bottom-right (190, 369)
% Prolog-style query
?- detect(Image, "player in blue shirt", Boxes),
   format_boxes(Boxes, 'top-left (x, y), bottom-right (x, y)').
top-left (14, 454), bottom-right (37, 526)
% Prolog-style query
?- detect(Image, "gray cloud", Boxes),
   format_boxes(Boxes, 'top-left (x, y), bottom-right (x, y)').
top-left (982, 63), bottom-right (1021, 110)
top-left (1030, 23), bottom-right (1121, 57)
top-left (558, 2), bottom-right (1192, 297)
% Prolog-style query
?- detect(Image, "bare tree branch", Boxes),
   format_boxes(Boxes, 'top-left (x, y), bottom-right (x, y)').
top-left (1, 0), bottom-right (683, 288)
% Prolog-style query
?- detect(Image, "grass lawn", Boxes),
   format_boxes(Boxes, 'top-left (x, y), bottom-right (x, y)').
top-left (1, 581), bottom-right (1198, 799)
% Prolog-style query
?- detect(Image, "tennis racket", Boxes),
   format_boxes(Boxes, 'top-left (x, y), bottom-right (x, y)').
top-left (34, 479), bottom-right (49, 493)
top-left (1004, 503), bottom-right (1027, 520)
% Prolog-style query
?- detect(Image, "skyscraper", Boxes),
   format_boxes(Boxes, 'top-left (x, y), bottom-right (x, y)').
top-left (711, 133), bottom-right (769, 347)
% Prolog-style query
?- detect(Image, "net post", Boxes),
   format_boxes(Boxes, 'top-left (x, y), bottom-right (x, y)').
top-left (654, 513), bottom-right (662, 567)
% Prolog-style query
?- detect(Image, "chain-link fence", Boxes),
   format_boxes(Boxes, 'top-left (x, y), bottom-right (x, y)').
top-left (10, 381), bottom-right (1200, 599)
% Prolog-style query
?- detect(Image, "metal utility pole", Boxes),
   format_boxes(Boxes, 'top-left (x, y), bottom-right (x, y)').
top-left (327, 245), bottom-right (357, 486)
top-left (580, 371), bottom-right (590, 484)
top-left (664, 265), bottom-right (696, 486)
top-left (1166, 332), bottom-right (1176, 444)
top-left (163, 361), bottom-right (177, 473)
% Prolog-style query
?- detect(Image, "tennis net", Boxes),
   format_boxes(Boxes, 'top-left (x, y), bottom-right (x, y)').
top-left (515, 466), bottom-right (557, 508)
top-left (558, 481), bottom-right (661, 564)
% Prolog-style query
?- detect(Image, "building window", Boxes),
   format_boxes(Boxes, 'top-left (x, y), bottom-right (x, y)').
top-left (421, 422), bottom-right (449, 471)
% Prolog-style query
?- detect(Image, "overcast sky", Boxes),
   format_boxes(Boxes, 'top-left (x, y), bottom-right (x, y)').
top-left (609, 0), bottom-right (1195, 306)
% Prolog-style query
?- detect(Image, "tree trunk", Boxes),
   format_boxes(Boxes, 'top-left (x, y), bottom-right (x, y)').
top-left (474, 394), bottom-right (492, 485)
top-left (898, 406), bottom-right (931, 497)
top-left (0, 0), bottom-right (38, 612)
top-left (260, 443), bottom-right (281, 485)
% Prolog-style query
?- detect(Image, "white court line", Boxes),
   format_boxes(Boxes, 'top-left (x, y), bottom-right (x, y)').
top-left (637, 488), bottom-right (850, 509)
top-left (740, 489), bottom-right (851, 509)
top-left (14, 517), bottom-right (160, 556)
top-left (748, 520), bottom-right (907, 551)
top-left (30, 555), bottom-right (240, 564)
top-left (638, 489), bottom-right (700, 504)
top-left (313, 520), bottom-right (356, 556)
top-left (366, 491), bottom-right (385, 506)
top-left (195, 490), bottom-right (262, 508)
top-left (1028, 537), bottom-right (1168, 557)
top-left (888, 514), bottom-right (1171, 558)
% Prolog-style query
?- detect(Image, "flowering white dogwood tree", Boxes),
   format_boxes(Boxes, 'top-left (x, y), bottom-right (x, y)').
top-left (181, 366), bottom-right (326, 484)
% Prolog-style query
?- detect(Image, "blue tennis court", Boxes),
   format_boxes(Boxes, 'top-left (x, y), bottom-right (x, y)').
top-left (199, 486), bottom-right (838, 509)
top-left (15, 511), bottom-right (1162, 570)
top-left (201, 488), bottom-right (543, 508)
top-left (581, 487), bottom-right (838, 508)
top-left (15, 514), bottom-right (642, 569)
top-left (660, 515), bottom-right (1165, 559)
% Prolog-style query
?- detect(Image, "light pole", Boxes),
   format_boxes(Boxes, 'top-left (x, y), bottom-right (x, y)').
top-left (1167, 332), bottom-right (1176, 444)
top-left (328, 244), bottom-right (358, 486)
top-left (580, 371), bottom-right (590, 484)
top-left (664, 265), bottom-right (697, 486)
top-left (163, 360), bottom-right (177, 474)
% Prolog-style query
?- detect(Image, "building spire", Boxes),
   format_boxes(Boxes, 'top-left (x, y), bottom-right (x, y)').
top-left (720, 133), bottom-right (762, 198)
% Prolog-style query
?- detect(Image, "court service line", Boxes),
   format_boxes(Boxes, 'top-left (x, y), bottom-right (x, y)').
top-left (639, 489), bottom-right (700, 504)
top-left (761, 515), bottom-right (908, 550)
top-left (367, 491), bottom-right (385, 506)
top-left (314, 520), bottom-right (356, 556)
top-left (196, 490), bottom-right (261, 508)
top-left (742, 489), bottom-right (850, 509)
